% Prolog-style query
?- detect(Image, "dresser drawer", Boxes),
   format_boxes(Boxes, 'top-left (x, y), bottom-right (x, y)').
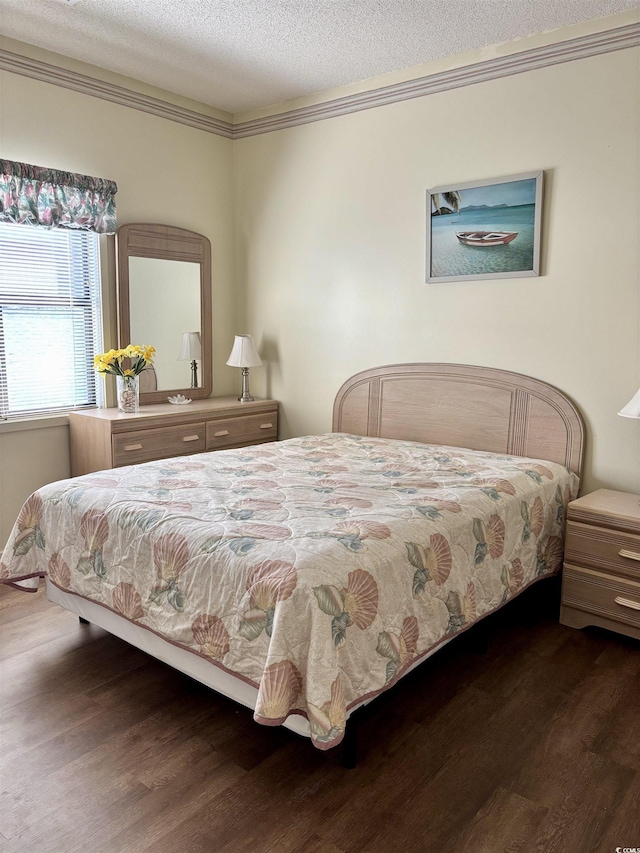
top-left (562, 563), bottom-right (640, 630)
top-left (206, 411), bottom-right (277, 449)
top-left (113, 422), bottom-right (206, 466)
top-left (564, 520), bottom-right (640, 580)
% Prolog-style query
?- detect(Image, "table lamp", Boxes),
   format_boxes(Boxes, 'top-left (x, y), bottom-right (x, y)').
top-left (178, 331), bottom-right (202, 388)
top-left (619, 388), bottom-right (640, 418)
top-left (226, 334), bottom-right (262, 402)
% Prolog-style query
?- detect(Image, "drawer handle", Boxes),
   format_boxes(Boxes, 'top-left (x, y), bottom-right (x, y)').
top-left (182, 434), bottom-right (200, 443)
top-left (214, 430), bottom-right (230, 437)
top-left (260, 423), bottom-right (273, 430)
top-left (123, 443), bottom-right (143, 451)
top-left (619, 549), bottom-right (640, 562)
top-left (614, 596), bottom-right (640, 611)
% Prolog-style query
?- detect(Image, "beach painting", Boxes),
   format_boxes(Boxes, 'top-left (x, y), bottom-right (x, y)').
top-left (426, 171), bottom-right (543, 283)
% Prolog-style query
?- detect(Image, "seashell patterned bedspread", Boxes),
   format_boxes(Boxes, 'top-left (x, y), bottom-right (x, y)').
top-left (0, 433), bottom-right (579, 750)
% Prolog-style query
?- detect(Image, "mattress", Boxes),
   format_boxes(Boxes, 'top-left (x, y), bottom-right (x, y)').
top-left (0, 432), bottom-right (579, 749)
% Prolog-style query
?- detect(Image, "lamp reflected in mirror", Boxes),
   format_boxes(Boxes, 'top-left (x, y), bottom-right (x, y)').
top-left (227, 335), bottom-right (262, 402)
top-left (178, 331), bottom-right (202, 388)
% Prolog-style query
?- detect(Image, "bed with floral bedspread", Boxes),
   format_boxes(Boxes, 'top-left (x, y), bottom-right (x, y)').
top-left (0, 433), bottom-right (578, 750)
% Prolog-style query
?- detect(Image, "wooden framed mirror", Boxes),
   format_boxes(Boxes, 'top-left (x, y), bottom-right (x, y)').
top-left (115, 224), bottom-right (212, 405)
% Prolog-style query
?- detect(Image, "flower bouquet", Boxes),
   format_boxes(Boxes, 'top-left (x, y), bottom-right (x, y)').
top-left (94, 344), bottom-right (156, 413)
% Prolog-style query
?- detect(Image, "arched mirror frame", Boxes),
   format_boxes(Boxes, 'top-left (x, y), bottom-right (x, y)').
top-left (115, 223), bottom-right (212, 405)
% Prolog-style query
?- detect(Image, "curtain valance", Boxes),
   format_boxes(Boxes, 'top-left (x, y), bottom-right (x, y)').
top-left (0, 160), bottom-right (118, 234)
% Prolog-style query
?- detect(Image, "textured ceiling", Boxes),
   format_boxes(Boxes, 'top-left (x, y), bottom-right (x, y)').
top-left (0, 0), bottom-right (637, 114)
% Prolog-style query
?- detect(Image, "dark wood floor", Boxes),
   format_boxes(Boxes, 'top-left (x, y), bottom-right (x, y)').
top-left (1, 579), bottom-right (638, 853)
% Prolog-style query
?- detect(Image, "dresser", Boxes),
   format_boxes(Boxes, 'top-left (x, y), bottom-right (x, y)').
top-left (69, 397), bottom-right (278, 477)
top-left (560, 489), bottom-right (640, 640)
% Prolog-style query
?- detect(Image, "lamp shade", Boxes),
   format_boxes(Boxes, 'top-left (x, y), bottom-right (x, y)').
top-left (178, 331), bottom-right (201, 361)
top-left (619, 388), bottom-right (640, 418)
top-left (226, 334), bottom-right (262, 368)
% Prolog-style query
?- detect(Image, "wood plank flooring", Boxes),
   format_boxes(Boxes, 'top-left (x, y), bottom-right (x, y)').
top-left (1, 578), bottom-right (638, 853)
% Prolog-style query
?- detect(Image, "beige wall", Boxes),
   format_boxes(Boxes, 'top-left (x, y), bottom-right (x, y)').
top-left (1, 18), bottom-right (639, 547)
top-left (0, 51), bottom-right (235, 544)
top-left (234, 44), bottom-right (640, 498)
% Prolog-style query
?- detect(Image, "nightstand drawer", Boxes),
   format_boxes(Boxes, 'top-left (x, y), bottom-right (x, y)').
top-left (565, 520), bottom-right (640, 580)
top-left (562, 564), bottom-right (640, 630)
top-left (206, 412), bottom-right (277, 449)
top-left (113, 423), bottom-right (206, 466)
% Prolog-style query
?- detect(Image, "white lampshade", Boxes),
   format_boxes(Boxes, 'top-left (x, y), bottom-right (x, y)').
top-left (178, 331), bottom-right (201, 361)
top-left (226, 334), bottom-right (262, 368)
top-left (619, 388), bottom-right (640, 419)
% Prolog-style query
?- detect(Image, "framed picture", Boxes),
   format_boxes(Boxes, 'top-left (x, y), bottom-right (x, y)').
top-left (426, 171), bottom-right (543, 283)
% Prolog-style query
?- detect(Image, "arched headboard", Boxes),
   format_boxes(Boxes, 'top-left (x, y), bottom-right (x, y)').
top-left (333, 363), bottom-right (585, 478)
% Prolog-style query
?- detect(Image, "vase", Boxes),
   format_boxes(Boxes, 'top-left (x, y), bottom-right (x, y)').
top-left (116, 374), bottom-right (139, 414)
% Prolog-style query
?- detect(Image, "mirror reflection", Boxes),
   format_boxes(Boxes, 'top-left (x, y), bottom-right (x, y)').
top-left (116, 223), bottom-right (212, 405)
top-left (128, 257), bottom-right (201, 391)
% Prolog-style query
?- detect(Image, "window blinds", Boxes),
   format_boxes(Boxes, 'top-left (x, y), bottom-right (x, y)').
top-left (0, 222), bottom-right (103, 419)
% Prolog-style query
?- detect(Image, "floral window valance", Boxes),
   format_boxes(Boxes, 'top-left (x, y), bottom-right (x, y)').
top-left (0, 160), bottom-right (118, 234)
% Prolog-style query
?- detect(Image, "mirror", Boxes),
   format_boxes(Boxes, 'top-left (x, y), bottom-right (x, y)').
top-left (115, 224), bottom-right (212, 404)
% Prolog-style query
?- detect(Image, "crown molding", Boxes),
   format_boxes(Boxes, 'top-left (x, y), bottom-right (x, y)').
top-left (0, 48), bottom-right (234, 138)
top-left (233, 22), bottom-right (640, 137)
top-left (1, 22), bottom-right (638, 141)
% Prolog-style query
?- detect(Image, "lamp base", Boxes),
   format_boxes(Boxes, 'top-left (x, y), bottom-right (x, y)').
top-left (238, 367), bottom-right (254, 403)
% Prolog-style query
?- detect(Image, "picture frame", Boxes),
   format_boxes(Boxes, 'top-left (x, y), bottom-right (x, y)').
top-left (426, 171), bottom-right (543, 283)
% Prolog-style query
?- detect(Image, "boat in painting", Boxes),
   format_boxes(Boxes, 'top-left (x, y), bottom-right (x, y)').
top-left (455, 231), bottom-right (518, 246)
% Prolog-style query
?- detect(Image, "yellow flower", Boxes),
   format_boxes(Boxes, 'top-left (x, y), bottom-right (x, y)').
top-left (94, 344), bottom-right (155, 376)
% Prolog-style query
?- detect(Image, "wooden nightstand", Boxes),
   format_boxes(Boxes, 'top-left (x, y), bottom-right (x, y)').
top-left (560, 489), bottom-right (640, 640)
top-left (69, 397), bottom-right (278, 476)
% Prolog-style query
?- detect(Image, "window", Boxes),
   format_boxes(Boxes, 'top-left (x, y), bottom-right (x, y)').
top-left (0, 222), bottom-right (103, 419)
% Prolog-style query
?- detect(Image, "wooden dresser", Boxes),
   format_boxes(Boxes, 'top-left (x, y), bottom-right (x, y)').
top-left (69, 397), bottom-right (278, 476)
top-left (560, 489), bottom-right (640, 640)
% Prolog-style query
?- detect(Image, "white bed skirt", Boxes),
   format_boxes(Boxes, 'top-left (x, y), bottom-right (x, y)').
top-left (45, 579), bottom-right (313, 737)
top-left (46, 579), bottom-right (453, 741)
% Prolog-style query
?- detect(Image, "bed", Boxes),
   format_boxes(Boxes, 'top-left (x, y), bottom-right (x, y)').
top-left (0, 363), bottom-right (584, 752)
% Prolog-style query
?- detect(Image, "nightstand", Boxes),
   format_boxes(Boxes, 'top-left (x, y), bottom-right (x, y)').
top-left (560, 489), bottom-right (640, 640)
top-left (69, 397), bottom-right (278, 476)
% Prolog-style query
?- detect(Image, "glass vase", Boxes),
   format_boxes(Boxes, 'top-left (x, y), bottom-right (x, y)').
top-left (116, 374), bottom-right (139, 414)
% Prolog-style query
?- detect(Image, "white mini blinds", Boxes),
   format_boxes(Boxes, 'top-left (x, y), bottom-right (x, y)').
top-left (0, 222), bottom-right (103, 419)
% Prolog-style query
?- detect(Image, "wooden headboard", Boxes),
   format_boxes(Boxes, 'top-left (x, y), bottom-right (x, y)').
top-left (333, 363), bottom-right (585, 478)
